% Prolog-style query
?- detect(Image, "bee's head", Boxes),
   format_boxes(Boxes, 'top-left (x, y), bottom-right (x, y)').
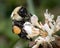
top-left (11, 6), bottom-right (31, 21)
top-left (18, 6), bottom-right (28, 18)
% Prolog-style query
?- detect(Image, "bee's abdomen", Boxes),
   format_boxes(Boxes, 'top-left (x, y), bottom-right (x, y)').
top-left (18, 29), bottom-right (28, 39)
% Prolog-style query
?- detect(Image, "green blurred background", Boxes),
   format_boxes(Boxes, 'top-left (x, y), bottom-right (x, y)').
top-left (0, 0), bottom-right (60, 48)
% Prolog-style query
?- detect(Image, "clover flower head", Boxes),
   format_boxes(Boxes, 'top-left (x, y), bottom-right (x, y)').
top-left (31, 9), bottom-right (60, 48)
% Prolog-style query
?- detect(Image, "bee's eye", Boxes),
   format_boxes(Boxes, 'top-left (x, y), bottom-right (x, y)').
top-left (12, 26), bottom-right (21, 34)
top-left (18, 7), bottom-right (28, 17)
top-left (20, 7), bottom-right (27, 14)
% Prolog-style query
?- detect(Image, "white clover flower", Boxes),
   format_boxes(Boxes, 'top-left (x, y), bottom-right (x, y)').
top-left (43, 23), bottom-right (50, 33)
top-left (43, 9), bottom-right (57, 35)
top-left (23, 22), bottom-right (40, 38)
top-left (23, 22), bottom-right (33, 34)
top-left (32, 35), bottom-right (55, 48)
top-left (56, 16), bottom-right (60, 31)
top-left (32, 9), bottom-right (60, 48)
top-left (44, 9), bottom-right (54, 22)
top-left (31, 14), bottom-right (41, 28)
top-left (31, 14), bottom-right (38, 23)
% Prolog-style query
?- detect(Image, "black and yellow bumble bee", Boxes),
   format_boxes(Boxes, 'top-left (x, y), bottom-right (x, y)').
top-left (11, 6), bottom-right (32, 41)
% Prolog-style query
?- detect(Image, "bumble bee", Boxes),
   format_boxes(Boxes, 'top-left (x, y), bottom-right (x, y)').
top-left (11, 6), bottom-right (32, 41)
